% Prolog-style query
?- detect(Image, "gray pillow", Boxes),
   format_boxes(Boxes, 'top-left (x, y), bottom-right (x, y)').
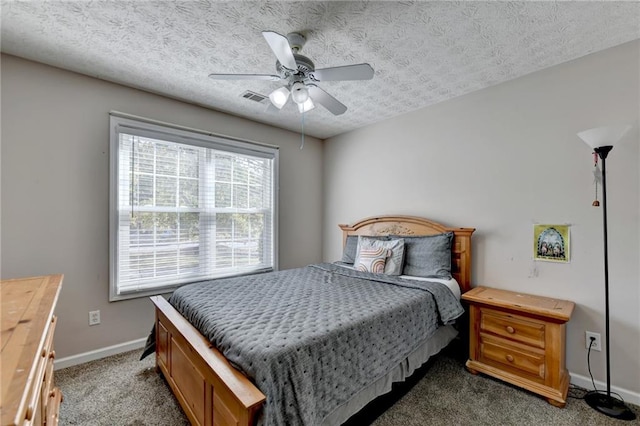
top-left (341, 235), bottom-right (389, 264)
top-left (394, 232), bottom-right (454, 279)
top-left (355, 236), bottom-right (405, 275)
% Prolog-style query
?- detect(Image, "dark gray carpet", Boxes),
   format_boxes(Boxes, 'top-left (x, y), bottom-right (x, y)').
top-left (56, 346), bottom-right (639, 425)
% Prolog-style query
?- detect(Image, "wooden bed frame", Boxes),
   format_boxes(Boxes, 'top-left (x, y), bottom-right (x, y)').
top-left (150, 215), bottom-right (475, 426)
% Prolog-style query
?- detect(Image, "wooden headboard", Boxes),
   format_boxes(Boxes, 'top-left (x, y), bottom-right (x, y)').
top-left (339, 215), bottom-right (475, 293)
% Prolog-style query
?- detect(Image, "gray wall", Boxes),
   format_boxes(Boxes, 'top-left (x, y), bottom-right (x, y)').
top-left (0, 54), bottom-right (324, 358)
top-left (323, 41), bottom-right (640, 394)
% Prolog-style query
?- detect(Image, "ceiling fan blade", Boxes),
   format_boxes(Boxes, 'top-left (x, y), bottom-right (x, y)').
top-left (262, 31), bottom-right (298, 71)
top-left (311, 64), bottom-right (374, 81)
top-left (308, 85), bottom-right (347, 115)
top-left (208, 73), bottom-right (281, 81)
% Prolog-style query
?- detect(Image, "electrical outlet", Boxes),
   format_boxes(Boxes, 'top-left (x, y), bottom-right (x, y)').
top-left (586, 331), bottom-right (601, 351)
top-left (89, 310), bottom-right (101, 326)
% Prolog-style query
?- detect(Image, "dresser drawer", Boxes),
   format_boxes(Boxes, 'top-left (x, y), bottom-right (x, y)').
top-left (46, 387), bottom-right (62, 426)
top-left (479, 334), bottom-right (545, 382)
top-left (480, 308), bottom-right (545, 348)
top-left (41, 316), bottom-right (57, 418)
top-left (24, 319), bottom-right (58, 426)
top-left (25, 340), bottom-right (50, 424)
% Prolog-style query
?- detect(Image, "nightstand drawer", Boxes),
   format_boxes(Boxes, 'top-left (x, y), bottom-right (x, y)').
top-left (480, 334), bottom-right (545, 382)
top-left (480, 308), bottom-right (545, 348)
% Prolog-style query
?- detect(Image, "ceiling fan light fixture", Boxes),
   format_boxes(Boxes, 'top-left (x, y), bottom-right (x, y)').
top-left (268, 87), bottom-right (290, 109)
top-left (290, 81), bottom-right (309, 104)
top-left (297, 98), bottom-right (315, 113)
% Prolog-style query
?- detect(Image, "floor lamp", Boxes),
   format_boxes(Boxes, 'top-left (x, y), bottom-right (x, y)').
top-left (577, 125), bottom-right (636, 421)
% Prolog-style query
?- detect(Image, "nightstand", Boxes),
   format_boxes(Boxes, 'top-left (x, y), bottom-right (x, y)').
top-left (461, 286), bottom-right (575, 407)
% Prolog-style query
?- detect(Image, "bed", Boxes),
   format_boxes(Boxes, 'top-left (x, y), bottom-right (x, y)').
top-left (149, 215), bottom-right (474, 426)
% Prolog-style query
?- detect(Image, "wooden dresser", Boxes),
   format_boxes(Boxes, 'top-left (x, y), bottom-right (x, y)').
top-left (1, 275), bottom-right (63, 426)
top-left (462, 286), bottom-right (574, 407)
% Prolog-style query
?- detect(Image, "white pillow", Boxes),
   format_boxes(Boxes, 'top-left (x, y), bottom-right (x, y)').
top-left (354, 236), bottom-right (405, 275)
top-left (354, 246), bottom-right (390, 273)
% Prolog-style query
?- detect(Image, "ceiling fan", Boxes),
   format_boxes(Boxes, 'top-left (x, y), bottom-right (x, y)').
top-left (208, 31), bottom-right (374, 115)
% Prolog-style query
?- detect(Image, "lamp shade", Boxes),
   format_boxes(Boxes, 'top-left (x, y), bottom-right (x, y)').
top-left (297, 97), bottom-right (315, 113)
top-left (269, 87), bottom-right (290, 109)
top-left (577, 125), bottom-right (632, 150)
top-left (290, 82), bottom-right (309, 104)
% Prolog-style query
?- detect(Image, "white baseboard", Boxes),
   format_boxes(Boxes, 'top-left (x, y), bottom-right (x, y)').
top-left (54, 337), bottom-right (147, 371)
top-left (570, 371), bottom-right (640, 406)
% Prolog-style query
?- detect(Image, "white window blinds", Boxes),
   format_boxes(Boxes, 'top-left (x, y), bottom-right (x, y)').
top-left (110, 114), bottom-right (278, 300)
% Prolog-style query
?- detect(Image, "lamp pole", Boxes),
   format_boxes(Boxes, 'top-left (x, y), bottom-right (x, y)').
top-left (583, 144), bottom-right (635, 421)
top-left (594, 145), bottom-right (612, 397)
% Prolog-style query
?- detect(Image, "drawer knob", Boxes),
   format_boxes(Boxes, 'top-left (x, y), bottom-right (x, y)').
top-left (506, 354), bottom-right (514, 363)
top-left (25, 405), bottom-right (34, 420)
top-left (506, 326), bottom-right (515, 334)
top-left (41, 348), bottom-right (47, 357)
top-left (49, 350), bottom-right (56, 359)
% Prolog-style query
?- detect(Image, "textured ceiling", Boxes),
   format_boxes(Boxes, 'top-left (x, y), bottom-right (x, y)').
top-left (2, 1), bottom-right (639, 139)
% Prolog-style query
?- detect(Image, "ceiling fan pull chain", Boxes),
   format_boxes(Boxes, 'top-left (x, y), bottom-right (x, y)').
top-left (300, 111), bottom-right (305, 150)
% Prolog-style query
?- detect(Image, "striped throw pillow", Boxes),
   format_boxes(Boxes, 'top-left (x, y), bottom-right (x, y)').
top-left (355, 246), bottom-right (390, 274)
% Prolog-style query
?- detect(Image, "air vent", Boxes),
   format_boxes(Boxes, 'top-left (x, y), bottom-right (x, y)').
top-left (241, 90), bottom-right (268, 103)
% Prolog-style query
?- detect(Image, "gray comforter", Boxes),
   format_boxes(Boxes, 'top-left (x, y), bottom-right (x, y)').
top-left (168, 263), bottom-right (463, 426)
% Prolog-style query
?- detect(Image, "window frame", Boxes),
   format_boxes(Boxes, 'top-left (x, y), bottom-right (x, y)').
top-left (109, 113), bottom-right (279, 301)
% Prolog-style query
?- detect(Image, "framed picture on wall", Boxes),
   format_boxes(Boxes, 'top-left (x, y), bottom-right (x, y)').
top-left (533, 224), bottom-right (570, 263)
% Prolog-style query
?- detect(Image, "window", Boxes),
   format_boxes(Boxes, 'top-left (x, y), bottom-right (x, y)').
top-left (110, 114), bottom-right (278, 300)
